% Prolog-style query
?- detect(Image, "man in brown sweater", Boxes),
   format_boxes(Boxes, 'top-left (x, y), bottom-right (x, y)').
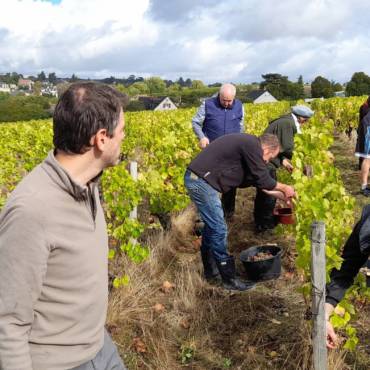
top-left (0, 82), bottom-right (128, 370)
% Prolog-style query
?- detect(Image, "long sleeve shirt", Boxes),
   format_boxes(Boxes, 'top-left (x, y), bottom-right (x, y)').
top-left (0, 151), bottom-right (108, 370)
top-left (188, 133), bottom-right (277, 193)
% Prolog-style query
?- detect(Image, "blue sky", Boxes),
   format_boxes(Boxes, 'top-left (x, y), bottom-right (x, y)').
top-left (1, 0), bottom-right (370, 84)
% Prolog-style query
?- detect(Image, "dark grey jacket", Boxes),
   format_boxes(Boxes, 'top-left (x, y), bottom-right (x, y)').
top-left (265, 114), bottom-right (297, 168)
top-left (188, 133), bottom-right (277, 193)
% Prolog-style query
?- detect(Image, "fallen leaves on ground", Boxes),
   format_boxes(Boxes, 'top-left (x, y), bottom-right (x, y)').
top-left (180, 317), bottom-right (190, 329)
top-left (153, 303), bottom-right (165, 313)
top-left (132, 337), bottom-right (147, 353)
top-left (161, 280), bottom-right (175, 293)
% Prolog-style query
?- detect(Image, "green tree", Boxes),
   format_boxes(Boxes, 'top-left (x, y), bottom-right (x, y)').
top-left (33, 81), bottom-right (42, 96)
top-left (48, 72), bottom-right (57, 84)
top-left (260, 73), bottom-right (290, 100)
top-left (115, 84), bottom-right (128, 95)
top-left (130, 81), bottom-right (149, 94)
top-left (37, 71), bottom-right (46, 81)
top-left (191, 80), bottom-right (205, 89)
top-left (331, 81), bottom-right (343, 92)
top-left (145, 77), bottom-right (166, 94)
top-left (168, 83), bottom-right (182, 93)
top-left (127, 86), bottom-right (140, 97)
top-left (70, 74), bottom-right (79, 82)
top-left (297, 75), bottom-right (305, 98)
top-left (311, 76), bottom-right (334, 98)
top-left (345, 72), bottom-right (370, 96)
top-left (3, 72), bottom-right (22, 85)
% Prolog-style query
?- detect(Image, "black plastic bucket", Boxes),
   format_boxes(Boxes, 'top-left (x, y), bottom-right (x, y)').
top-left (240, 245), bottom-right (282, 281)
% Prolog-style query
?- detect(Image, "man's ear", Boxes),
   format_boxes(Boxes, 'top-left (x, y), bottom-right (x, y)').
top-left (91, 128), bottom-right (108, 150)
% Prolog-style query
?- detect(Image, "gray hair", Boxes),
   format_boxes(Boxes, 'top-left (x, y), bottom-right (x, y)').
top-left (219, 83), bottom-right (236, 97)
top-left (259, 133), bottom-right (280, 151)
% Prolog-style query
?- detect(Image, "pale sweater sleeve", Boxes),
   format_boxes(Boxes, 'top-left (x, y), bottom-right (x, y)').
top-left (191, 101), bottom-right (206, 140)
top-left (0, 202), bottom-right (49, 370)
top-left (240, 104), bottom-right (245, 132)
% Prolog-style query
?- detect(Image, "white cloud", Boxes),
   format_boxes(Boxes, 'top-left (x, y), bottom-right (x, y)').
top-left (0, 0), bottom-right (369, 83)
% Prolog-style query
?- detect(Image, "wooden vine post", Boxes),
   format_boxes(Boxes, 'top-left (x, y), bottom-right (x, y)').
top-left (311, 221), bottom-right (327, 370)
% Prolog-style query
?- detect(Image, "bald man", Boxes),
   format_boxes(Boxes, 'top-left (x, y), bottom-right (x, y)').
top-left (192, 83), bottom-right (244, 220)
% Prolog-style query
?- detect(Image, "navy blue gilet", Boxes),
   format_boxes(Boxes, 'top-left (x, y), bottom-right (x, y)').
top-left (203, 96), bottom-right (243, 142)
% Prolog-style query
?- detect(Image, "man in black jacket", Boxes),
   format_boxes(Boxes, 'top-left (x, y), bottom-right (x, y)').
top-left (254, 105), bottom-right (314, 233)
top-left (326, 205), bottom-right (370, 348)
top-left (184, 133), bottom-right (295, 291)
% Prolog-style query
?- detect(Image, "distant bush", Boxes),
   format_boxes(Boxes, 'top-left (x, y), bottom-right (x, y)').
top-left (0, 95), bottom-right (56, 122)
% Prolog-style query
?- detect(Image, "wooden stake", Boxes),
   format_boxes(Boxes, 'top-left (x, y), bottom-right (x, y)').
top-left (311, 221), bottom-right (327, 370)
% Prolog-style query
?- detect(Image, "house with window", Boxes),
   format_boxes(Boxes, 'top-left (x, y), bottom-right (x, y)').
top-left (334, 91), bottom-right (346, 98)
top-left (41, 83), bottom-right (58, 97)
top-left (245, 90), bottom-right (278, 104)
top-left (18, 78), bottom-right (34, 90)
top-left (138, 96), bottom-right (177, 111)
top-left (0, 83), bottom-right (11, 93)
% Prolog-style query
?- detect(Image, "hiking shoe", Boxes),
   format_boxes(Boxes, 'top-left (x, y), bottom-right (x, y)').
top-left (361, 188), bottom-right (370, 197)
top-left (222, 278), bottom-right (256, 291)
top-left (194, 220), bottom-right (205, 236)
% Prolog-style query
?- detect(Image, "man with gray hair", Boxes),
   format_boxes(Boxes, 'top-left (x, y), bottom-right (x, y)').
top-left (253, 104), bottom-right (314, 233)
top-left (192, 83), bottom-right (244, 220)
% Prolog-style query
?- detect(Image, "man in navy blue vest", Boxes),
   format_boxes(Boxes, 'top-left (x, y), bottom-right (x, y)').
top-left (192, 83), bottom-right (244, 220)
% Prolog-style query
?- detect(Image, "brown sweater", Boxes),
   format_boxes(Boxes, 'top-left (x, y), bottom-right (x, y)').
top-left (0, 151), bottom-right (108, 370)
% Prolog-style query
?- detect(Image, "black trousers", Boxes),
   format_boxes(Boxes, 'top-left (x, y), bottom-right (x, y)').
top-left (253, 166), bottom-right (277, 228)
top-left (221, 188), bottom-right (236, 218)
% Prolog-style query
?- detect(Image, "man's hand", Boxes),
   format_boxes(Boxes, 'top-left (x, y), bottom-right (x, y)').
top-left (282, 158), bottom-right (294, 172)
top-left (274, 183), bottom-right (296, 200)
top-left (199, 137), bottom-right (209, 149)
top-left (282, 184), bottom-right (295, 199)
top-left (326, 320), bottom-right (338, 349)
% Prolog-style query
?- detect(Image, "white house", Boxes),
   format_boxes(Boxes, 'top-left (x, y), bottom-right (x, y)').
top-left (138, 96), bottom-right (177, 111)
top-left (0, 83), bottom-right (11, 93)
top-left (334, 91), bottom-right (346, 98)
top-left (41, 84), bottom-right (58, 97)
top-left (246, 90), bottom-right (278, 104)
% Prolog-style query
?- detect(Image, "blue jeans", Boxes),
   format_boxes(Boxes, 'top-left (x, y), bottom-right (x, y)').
top-left (184, 170), bottom-right (229, 261)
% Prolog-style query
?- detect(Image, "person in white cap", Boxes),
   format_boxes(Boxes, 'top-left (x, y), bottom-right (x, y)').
top-left (253, 105), bottom-right (314, 233)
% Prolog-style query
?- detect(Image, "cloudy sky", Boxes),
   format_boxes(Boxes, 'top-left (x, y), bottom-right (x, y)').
top-left (0, 0), bottom-right (369, 84)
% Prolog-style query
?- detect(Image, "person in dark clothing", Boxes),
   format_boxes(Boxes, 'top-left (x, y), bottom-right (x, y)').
top-left (253, 105), bottom-right (314, 233)
top-left (356, 97), bottom-right (370, 190)
top-left (359, 96), bottom-right (370, 121)
top-left (192, 83), bottom-right (244, 220)
top-left (184, 133), bottom-right (295, 291)
top-left (326, 205), bottom-right (370, 349)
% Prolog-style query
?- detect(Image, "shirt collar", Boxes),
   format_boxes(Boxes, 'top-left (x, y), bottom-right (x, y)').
top-left (291, 113), bottom-right (302, 134)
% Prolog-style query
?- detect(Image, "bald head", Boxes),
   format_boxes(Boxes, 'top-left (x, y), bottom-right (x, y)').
top-left (219, 83), bottom-right (236, 108)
